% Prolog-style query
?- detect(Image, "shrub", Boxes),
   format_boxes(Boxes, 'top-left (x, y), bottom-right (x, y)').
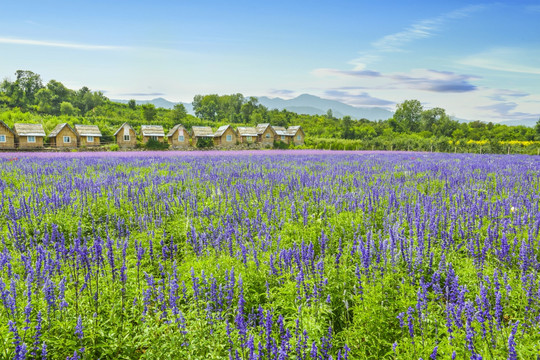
top-left (145, 138), bottom-right (169, 150)
top-left (273, 140), bottom-right (289, 149)
top-left (196, 137), bottom-right (214, 149)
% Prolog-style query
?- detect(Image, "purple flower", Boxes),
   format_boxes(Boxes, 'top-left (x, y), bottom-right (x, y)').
top-left (75, 316), bottom-right (84, 340)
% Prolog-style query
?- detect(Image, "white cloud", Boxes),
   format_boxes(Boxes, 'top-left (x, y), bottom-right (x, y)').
top-left (352, 4), bottom-right (485, 65)
top-left (0, 36), bottom-right (129, 51)
top-left (460, 48), bottom-right (540, 75)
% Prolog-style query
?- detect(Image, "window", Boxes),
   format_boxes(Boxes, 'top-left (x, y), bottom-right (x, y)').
top-left (297, 135), bottom-right (301, 140)
top-left (87, 136), bottom-right (94, 142)
top-left (226, 134), bottom-right (232, 142)
top-left (27, 136), bottom-right (36, 143)
top-left (246, 136), bottom-right (252, 142)
top-left (178, 135), bottom-right (184, 142)
top-left (281, 135), bottom-right (285, 141)
top-left (63, 136), bottom-right (71, 143)
top-left (123, 135), bottom-right (130, 141)
top-left (0, 135), bottom-right (5, 142)
top-left (151, 136), bottom-right (158, 141)
top-left (265, 134), bottom-right (270, 138)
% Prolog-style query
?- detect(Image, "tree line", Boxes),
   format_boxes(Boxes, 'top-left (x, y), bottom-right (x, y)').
top-left (1, 70), bottom-right (540, 153)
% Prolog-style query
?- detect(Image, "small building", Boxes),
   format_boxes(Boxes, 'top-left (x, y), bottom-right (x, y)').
top-left (272, 126), bottom-right (290, 144)
top-left (13, 123), bottom-right (46, 149)
top-left (191, 126), bottom-right (214, 147)
top-left (236, 127), bottom-right (258, 144)
top-left (114, 123), bottom-right (137, 148)
top-left (0, 120), bottom-right (16, 150)
top-left (214, 125), bottom-right (237, 146)
top-left (167, 124), bottom-right (190, 148)
top-left (141, 125), bottom-right (165, 143)
top-left (287, 126), bottom-right (305, 145)
top-left (48, 123), bottom-right (78, 148)
top-left (256, 123), bottom-right (277, 145)
top-left (75, 124), bottom-right (102, 146)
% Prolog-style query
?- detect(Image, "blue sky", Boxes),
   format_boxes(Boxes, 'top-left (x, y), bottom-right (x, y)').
top-left (1, 1), bottom-right (539, 122)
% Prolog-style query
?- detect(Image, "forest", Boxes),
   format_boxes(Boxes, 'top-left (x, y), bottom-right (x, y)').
top-left (1, 70), bottom-right (540, 153)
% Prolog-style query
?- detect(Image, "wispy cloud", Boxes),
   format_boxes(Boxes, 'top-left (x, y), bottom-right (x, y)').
top-left (0, 36), bottom-right (129, 51)
top-left (525, 5), bottom-right (540, 13)
top-left (313, 68), bottom-right (381, 78)
top-left (324, 90), bottom-right (394, 106)
top-left (351, 5), bottom-right (485, 68)
top-left (488, 89), bottom-right (529, 102)
top-left (314, 68), bottom-right (479, 93)
top-left (120, 92), bottom-right (166, 97)
top-left (268, 89), bottom-right (296, 98)
top-left (460, 48), bottom-right (540, 75)
top-left (477, 101), bottom-right (539, 121)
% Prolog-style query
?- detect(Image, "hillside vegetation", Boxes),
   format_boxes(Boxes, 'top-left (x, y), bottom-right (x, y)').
top-left (1, 70), bottom-right (540, 153)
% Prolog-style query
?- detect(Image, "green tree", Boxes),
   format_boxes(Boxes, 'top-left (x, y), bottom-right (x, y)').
top-left (128, 99), bottom-right (136, 110)
top-left (142, 103), bottom-right (157, 122)
top-left (14, 70), bottom-right (44, 107)
top-left (60, 101), bottom-right (76, 116)
top-left (46, 80), bottom-right (73, 115)
top-left (393, 100), bottom-right (423, 133)
top-left (172, 103), bottom-right (187, 122)
top-left (36, 88), bottom-right (54, 113)
top-left (341, 116), bottom-right (354, 139)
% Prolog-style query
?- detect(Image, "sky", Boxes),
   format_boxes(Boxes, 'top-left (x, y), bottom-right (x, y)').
top-left (1, 1), bottom-right (539, 122)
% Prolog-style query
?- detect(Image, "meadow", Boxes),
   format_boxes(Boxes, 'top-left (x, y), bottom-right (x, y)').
top-left (0, 150), bottom-right (539, 359)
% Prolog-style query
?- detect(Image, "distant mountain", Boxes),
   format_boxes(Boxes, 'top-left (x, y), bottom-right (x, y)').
top-left (112, 98), bottom-right (193, 113)
top-left (499, 118), bottom-right (539, 127)
top-left (111, 94), bottom-right (393, 121)
top-left (258, 94), bottom-right (393, 121)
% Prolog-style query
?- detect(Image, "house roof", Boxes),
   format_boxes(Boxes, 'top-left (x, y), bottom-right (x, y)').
top-left (192, 126), bottom-right (214, 137)
top-left (48, 123), bottom-right (77, 138)
top-left (113, 122), bottom-right (137, 136)
top-left (286, 126), bottom-right (302, 136)
top-left (141, 125), bottom-right (165, 137)
top-left (75, 124), bottom-right (102, 137)
top-left (167, 124), bottom-right (188, 137)
top-left (237, 127), bottom-right (258, 137)
top-left (214, 125), bottom-right (233, 137)
top-left (256, 123), bottom-right (270, 135)
top-left (272, 126), bottom-right (289, 136)
top-left (0, 120), bottom-right (16, 135)
top-left (13, 123), bottom-right (45, 137)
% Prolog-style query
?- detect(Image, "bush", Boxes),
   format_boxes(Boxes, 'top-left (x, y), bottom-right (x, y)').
top-left (145, 138), bottom-right (169, 150)
top-left (109, 144), bottom-right (119, 152)
top-left (273, 140), bottom-right (289, 149)
top-left (196, 137), bottom-right (214, 149)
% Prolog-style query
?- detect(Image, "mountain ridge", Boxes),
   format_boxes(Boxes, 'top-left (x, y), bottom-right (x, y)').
top-left (111, 94), bottom-right (394, 121)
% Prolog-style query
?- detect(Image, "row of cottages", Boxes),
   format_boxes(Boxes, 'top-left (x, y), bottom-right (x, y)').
top-left (48, 123), bottom-right (103, 148)
top-left (0, 121), bottom-right (103, 149)
top-left (0, 120), bottom-right (305, 150)
top-left (112, 123), bottom-right (305, 148)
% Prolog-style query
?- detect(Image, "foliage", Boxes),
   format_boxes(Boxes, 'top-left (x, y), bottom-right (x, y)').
top-left (1, 70), bottom-right (539, 154)
top-left (0, 152), bottom-right (539, 359)
top-left (144, 138), bottom-right (169, 150)
top-left (196, 136), bottom-right (214, 148)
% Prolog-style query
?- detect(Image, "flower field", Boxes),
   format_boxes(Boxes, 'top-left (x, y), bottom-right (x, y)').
top-left (1, 150), bottom-right (539, 359)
